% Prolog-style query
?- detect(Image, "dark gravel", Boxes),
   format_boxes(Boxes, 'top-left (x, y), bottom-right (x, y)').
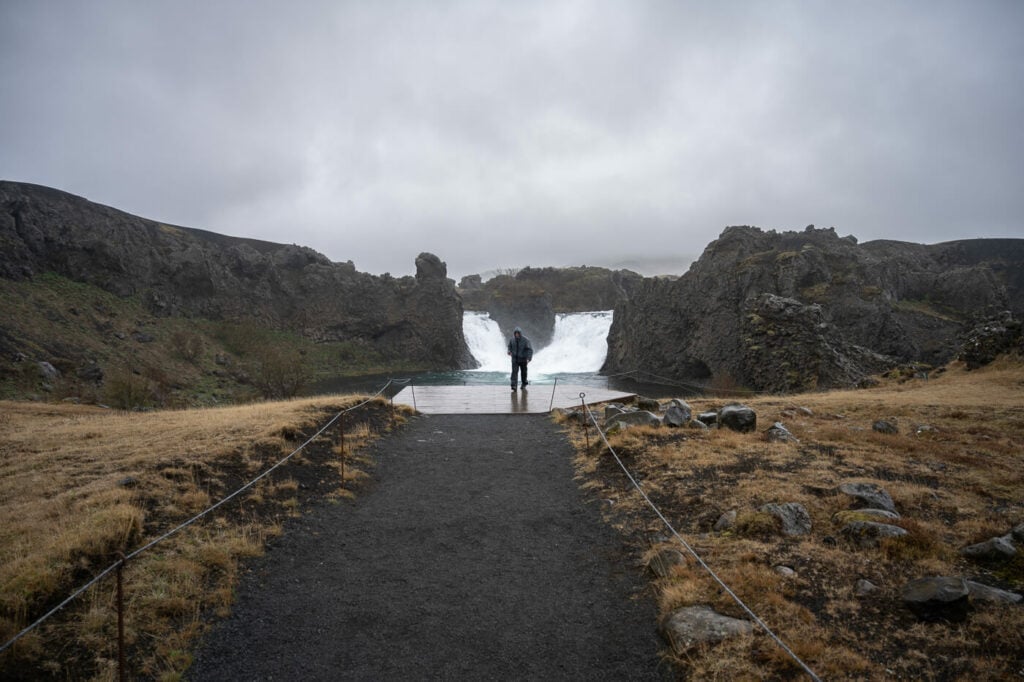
top-left (188, 413), bottom-right (669, 680)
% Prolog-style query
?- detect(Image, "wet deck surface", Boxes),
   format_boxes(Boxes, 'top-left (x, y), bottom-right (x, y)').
top-left (392, 383), bottom-right (635, 414)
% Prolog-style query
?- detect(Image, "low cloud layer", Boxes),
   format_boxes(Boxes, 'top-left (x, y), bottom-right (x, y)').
top-left (2, 1), bottom-right (1022, 277)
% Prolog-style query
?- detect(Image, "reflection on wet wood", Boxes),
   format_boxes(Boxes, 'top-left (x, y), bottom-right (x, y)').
top-left (392, 384), bottom-right (635, 415)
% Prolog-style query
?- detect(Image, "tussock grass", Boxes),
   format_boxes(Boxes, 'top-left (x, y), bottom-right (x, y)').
top-left (0, 395), bottom-right (411, 680)
top-left (567, 358), bottom-right (1024, 680)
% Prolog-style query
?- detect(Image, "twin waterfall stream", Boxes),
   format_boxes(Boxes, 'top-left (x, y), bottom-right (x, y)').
top-left (462, 311), bottom-right (613, 376)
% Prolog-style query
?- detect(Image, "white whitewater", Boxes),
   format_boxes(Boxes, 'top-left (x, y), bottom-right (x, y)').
top-left (462, 311), bottom-right (614, 375)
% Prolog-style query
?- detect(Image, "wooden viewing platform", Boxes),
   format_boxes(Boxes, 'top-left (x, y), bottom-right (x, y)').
top-left (391, 383), bottom-right (635, 415)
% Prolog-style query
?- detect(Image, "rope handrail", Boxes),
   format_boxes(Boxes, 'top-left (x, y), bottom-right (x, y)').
top-left (580, 400), bottom-right (821, 681)
top-left (0, 379), bottom-right (395, 655)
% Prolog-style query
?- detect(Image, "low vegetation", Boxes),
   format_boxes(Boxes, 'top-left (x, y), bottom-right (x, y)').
top-left (0, 394), bottom-right (413, 680)
top-left (564, 357), bottom-right (1024, 680)
top-left (0, 272), bottom-right (425, 407)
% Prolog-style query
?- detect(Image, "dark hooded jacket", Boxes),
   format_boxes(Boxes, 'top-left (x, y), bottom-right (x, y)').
top-left (507, 327), bottom-right (534, 362)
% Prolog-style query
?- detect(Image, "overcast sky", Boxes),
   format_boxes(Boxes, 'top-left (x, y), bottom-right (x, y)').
top-left (2, 1), bottom-right (1022, 278)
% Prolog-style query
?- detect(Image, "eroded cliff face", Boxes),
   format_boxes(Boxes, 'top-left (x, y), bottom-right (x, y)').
top-left (0, 181), bottom-right (473, 369)
top-left (603, 225), bottom-right (1022, 392)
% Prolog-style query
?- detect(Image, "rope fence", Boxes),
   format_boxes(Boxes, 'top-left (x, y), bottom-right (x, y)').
top-left (0, 379), bottom-right (400, 677)
top-left (4, 366), bottom-right (792, 677)
top-left (578, 392), bottom-right (822, 681)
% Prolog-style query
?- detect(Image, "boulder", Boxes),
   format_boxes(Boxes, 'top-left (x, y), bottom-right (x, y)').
top-left (765, 422), bottom-right (798, 443)
top-left (760, 502), bottom-right (812, 536)
top-left (960, 535), bottom-right (1017, 561)
top-left (604, 404), bottom-right (627, 420)
top-left (687, 419), bottom-right (710, 430)
top-left (718, 404), bottom-right (756, 433)
top-left (713, 510), bottom-right (737, 532)
top-left (965, 580), bottom-right (1023, 604)
top-left (606, 410), bottom-right (662, 431)
top-left (668, 399), bottom-right (692, 421)
top-left (660, 605), bottom-right (753, 654)
top-left (855, 579), bottom-right (878, 596)
top-left (841, 521), bottom-right (908, 548)
top-left (37, 361), bottom-right (60, 381)
top-left (636, 396), bottom-right (660, 412)
top-left (902, 577), bottom-right (970, 622)
top-left (832, 509), bottom-right (901, 524)
top-left (1012, 522), bottom-right (1024, 543)
top-left (663, 404), bottom-right (689, 427)
top-left (838, 481), bottom-right (897, 513)
top-left (696, 411), bottom-right (717, 426)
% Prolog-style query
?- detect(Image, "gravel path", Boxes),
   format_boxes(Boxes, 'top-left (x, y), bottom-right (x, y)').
top-left (188, 413), bottom-right (668, 680)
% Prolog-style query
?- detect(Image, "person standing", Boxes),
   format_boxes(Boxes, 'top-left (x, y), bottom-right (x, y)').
top-left (507, 326), bottom-right (533, 391)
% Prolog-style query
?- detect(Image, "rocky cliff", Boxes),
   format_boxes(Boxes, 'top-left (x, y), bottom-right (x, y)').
top-left (603, 225), bottom-right (1024, 392)
top-left (0, 181), bottom-right (473, 370)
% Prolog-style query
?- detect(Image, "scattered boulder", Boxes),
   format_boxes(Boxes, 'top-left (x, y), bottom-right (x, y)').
top-left (902, 577), bottom-right (970, 622)
top-left (764, 422), bottom-right (798, 443)
top-left (663, 404), bottom-right (689, 427)
top-left (1012, 522), bottom-right (1024, 543)
top-left (697, 411), bottom-right (717, 426)
top-left (604, 404), bottom-right (627, 420)
top-left (774, 565), bottom-right (796, 578)
top-left (832, 509), bottom-right (901, 524)
top-left (660, 605), bottom-right (753, 654)
top-left (760, 502), bottom-right (812, 536)
top-left (965, 580), bottom-right (1023, 604)
top-left (855, 579), bottom-right (878, 597)
top-left (37, 361), bottom-right (60, 381)
top-left (713, 510), bottom-right (737, 532)
top-left (960, 535), bottom-right (1017, 561)
top-left (841, 521), bottom-right (908, 548)
top-left (838, 481), bottom-right (897, 513)
top-left (872, 419), bottom-right (899, 435)
top-left (667, 399), bottom-right (692, 421)
top-left (647, 548), bottom-right (687, 578)
top-left (636, 396), bottom-right (660, 412)
top-left (606, 410), bottom-right (662, 432)
top-left (687, 419), bottom-right (710, 430)
top-left (718, 404), bottom-right (757, 433)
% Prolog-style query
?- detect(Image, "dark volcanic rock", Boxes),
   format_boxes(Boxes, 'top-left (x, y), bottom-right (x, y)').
top-left (0, 181), bottom-right (473, 369)
top-left (603, 225), bottom-right (1024, 392)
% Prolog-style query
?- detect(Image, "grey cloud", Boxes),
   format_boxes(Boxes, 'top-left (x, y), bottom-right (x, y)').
top-left (2, 1), bottom-right (1022, 278)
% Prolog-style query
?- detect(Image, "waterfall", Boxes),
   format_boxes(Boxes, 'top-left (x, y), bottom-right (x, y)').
top-left (462, 312), bottom-right (509, 371)
top-left (462, 311), bottom-right (613, 374)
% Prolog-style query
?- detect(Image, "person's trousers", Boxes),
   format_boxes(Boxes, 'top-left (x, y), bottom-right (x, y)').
top-left (511, 360), bottom-right (528, 388)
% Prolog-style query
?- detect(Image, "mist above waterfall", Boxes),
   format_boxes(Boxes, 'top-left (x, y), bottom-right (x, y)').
top-left (463, 311), bottom-right (612, 375)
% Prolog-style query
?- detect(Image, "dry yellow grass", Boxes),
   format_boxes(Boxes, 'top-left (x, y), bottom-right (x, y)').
top-left (0, 394), bottom-right (411, 680)
top-left (566, 357), bottom-right (1024, 680)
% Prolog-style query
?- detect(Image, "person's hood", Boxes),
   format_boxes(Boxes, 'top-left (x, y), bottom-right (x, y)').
top-left (513, 326), bottom-right (523, 335)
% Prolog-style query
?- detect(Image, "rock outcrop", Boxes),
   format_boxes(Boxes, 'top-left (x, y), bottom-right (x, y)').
top-left (0, 181), bottom-right (474, 369)
top-left (603, 225), bottom-right (1024, 392)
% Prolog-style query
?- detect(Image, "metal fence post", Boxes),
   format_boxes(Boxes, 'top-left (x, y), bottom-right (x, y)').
top-left (579, 392), bottom-right (590, 453)
top-left (115, 553), bottom-right (126, 682)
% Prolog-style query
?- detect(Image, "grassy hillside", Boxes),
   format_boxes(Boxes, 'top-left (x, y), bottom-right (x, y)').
top-left (0, 394), bottom-right (412, 680)
top-left (0, 273), bottom-right (424, 406)
top-left (566, 357), bottom-right (1024, 679)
